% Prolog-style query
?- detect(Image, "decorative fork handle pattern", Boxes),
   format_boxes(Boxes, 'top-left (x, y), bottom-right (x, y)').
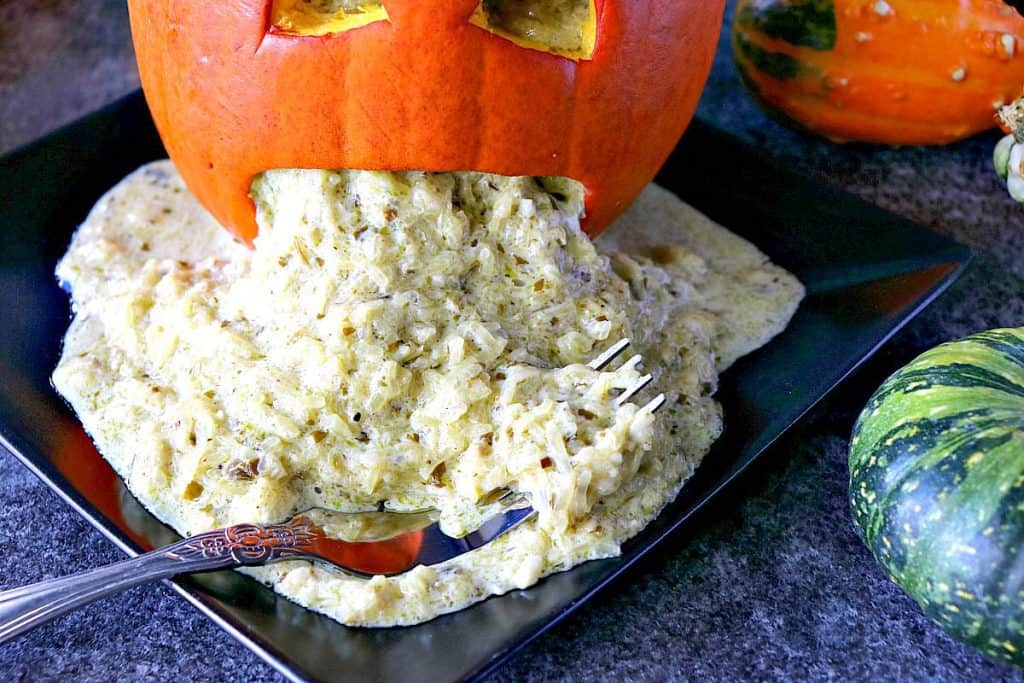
top-left (166, 520), bottom-right (318, 565)
top-left (0, 519), bottom-right (318, 645)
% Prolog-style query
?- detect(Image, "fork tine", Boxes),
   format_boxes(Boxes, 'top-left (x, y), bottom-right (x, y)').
top-left (587, 338), bottom-right (631, 370)
top-left (619, 354), bottom-right (642, 372)
top-left (640, 393), bottom-right (666, 414)
top-left (615, 372), bottom-right (654, 406)
top-left (478, 488), bottom-right (523, 508)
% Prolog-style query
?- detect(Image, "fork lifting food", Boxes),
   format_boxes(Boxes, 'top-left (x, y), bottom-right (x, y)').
top-left (0, 339), bottom-right (662, 644)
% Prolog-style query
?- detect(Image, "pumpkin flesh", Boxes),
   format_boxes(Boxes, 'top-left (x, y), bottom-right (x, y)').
top-left (470, 0), bottom-right (597, 60)
top-left (271, 0), bottom-right (390, 36)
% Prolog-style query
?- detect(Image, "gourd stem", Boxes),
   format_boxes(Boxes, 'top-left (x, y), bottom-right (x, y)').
top-left (998, 96), bottom-right (1024, 144)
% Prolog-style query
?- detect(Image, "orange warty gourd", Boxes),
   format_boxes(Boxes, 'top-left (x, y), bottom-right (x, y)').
top-left (732, 0), bottom-right (1024, 145)
top-left (126, 0), bottom-right (726, 244)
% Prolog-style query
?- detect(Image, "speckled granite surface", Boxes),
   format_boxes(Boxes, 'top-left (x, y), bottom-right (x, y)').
top-left (3, 1), bottom-right (1024, 681)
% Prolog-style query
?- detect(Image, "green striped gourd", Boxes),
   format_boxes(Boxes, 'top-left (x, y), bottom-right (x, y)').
top-left (850, 328), bottom-right (1024, 666)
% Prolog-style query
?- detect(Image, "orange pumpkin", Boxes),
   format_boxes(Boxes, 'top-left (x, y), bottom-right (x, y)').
top-left (733, 0), bottom-right (1024, 145)
top-left (127, 0), bottom-right (725, 244)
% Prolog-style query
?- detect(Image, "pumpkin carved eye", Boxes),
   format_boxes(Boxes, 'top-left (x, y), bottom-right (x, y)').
top-left (469, 0), bottom-right (597, 61)
top-left (270, 0), bottom-right (390, 37)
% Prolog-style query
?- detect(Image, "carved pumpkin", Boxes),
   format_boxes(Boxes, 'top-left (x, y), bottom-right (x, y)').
top-left (127, 0), bottom-right (725, 244)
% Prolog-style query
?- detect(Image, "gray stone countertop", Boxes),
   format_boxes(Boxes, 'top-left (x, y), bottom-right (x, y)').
top-left (2, 1), bottom-right (1024, 680)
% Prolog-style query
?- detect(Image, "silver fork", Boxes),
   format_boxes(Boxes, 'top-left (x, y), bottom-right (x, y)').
top-left (0, 339), bottom-right (662, 644)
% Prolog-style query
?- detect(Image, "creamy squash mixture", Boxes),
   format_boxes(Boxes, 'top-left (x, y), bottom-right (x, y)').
top-left (53, 162), bottom-right (802, 626)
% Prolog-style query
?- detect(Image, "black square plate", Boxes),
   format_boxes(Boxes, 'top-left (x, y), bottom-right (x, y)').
top-left (0, 92), bottom-right (969, 682)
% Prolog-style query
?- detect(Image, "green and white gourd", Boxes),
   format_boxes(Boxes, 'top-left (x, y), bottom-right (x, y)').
top-left (850, 328), bottom-right (1024, 667)
top-left (996, 97), bottom-right (1024, 204)
top-left (994, 134), bottom-right (1024, 203)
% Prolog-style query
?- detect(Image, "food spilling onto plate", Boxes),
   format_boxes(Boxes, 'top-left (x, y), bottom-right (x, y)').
top-left (53, 0), bottom-right (801, 625)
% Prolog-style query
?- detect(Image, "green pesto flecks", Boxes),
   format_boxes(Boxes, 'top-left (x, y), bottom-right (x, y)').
top-left (850, 328), bottom-right (1024, 667)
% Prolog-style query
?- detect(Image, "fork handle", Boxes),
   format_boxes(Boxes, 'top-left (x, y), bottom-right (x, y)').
top-left (0, 521), bottom-right (313, 644)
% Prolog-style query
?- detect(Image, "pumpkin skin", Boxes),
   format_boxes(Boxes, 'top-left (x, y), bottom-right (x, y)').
top-left (733, 0), bottom-right (1024, 145)
top-left (126, 0), bottom-right (726, 245)
top-left (850, 328), bottom-right (1024, 666)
